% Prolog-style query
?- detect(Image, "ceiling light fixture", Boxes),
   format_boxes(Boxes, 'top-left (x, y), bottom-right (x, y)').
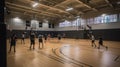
top-left (32, 2), bottom-right (38, 7)
top-left (101, 14), bottom-right (106, 17)
top-left (13, 17), bottom-right (22, 22)
top-left (66, 7), bottom-right (73, 11)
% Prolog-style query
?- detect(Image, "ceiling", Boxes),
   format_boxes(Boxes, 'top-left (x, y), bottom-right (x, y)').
top-left (5, 0), bottom-right (120, 23)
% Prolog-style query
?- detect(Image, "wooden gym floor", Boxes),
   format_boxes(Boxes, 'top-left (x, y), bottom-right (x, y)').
top-left (7, 38), bottom-right (120, 67)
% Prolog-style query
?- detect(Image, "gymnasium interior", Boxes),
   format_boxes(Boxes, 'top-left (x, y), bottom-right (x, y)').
top-left (1, 0), bottom-right (120, 67)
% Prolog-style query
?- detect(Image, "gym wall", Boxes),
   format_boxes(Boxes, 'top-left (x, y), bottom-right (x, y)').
top-left (6, 15), bottom-right (120, 41)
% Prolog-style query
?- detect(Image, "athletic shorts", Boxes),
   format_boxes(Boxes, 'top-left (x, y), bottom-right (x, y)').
top-left (92, 40), bottom-right (95, 43)
top-left (31, 40), bottom-right (35, 45)
top-left (99, 42), bottom-right (103, 45)
top-left (39, 39), bottom-right (43, 42)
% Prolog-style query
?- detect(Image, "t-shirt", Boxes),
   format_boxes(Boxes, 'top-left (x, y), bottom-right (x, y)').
top-left (11, 35), bottom-right (17, 45)
top-left (38, 35), bottom-right (42, 39)
top-left (22, 34), bottom-right (25, 38)
top-left (91, 35), bottom-right (95, 41)
top-left (99, 38), bottom-right (103, 43)
top-left (30, 33), bottom-right (35, 40)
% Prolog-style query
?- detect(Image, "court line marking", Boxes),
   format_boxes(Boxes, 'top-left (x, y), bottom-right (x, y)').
top-left (59, 46), bottom-right (93, 67)
top-left (52, 48), bottom-right (84, 67)
top-left (114, 55), bottom-right (120, 62)
top-left (37, 50), bottom-right (69, 64)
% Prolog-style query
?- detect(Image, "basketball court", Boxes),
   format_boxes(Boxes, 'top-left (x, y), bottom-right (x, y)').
top-left (2, 0), bottom-right (120, 67)
top-left (7, 38), bottom-right (120, 67)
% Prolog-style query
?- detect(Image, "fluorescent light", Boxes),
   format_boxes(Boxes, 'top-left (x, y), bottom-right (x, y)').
top-left (13, 17), bottom-right (22, 23)
top-left (32, 2), bottom-right (38, 7)
top-left (101, 14), bottom-right (106, 16)
top-left (66, 7), bottom-right (73, 11)
top-left (13, 17), bottom-right (20, 21)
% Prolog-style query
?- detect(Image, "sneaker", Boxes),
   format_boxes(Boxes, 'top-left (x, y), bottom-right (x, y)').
top-left (106, 46), bottom-right (108, 50)
top-left (98, 47), bottom-right (100, 49)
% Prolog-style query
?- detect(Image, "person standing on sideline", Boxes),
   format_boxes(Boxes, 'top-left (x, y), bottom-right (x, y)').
top-left (47, 34), bottom-right (51, 41)
top-left (58, 34), bottom-right (61, 42)
top-left (21, 32), bottom-right (25, 44)
top-left (9, 33), bottom-right (17, 53)
top-left (38, 34), bottom-right (44, 48)
top-left (91, 34), bottom-right (96, 47)
top-left (98, 35), bottom-right (108, 50)
top-left (30, 32), bottom-right (35, 50)
top-left (44, 34), bottom-right (47, 43)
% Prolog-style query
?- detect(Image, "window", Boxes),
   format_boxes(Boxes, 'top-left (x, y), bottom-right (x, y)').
top-left (86, 14), bottom-right (118, 24)
top-left (104, 15), bottom-right (109, 23)
top-left (107, 14), bottom-right (117, 22)
top-left (80, 18), bottom-right (85, 25)
top-left (89, 18), bottom-right (94, 24)
top-left (72, 20), bottom-right (77, 26)
top-left (65, 20), bottom-right (71, 27)
top-left (59, 22), bottom-right (65, 27)
top-left (112, 14), bottom-right (117, 22)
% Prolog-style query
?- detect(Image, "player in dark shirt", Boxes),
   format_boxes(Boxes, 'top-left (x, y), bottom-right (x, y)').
top-left (9, 33), bottom-right (17, 53)
top-left (38, 34), bottom-right (44, 48)
top-left (30, 32), bottom-right (35, 50)
top-left (44, 34), bottom-right (47, 43)
top-left (98, 36), bottom-right (108, 50)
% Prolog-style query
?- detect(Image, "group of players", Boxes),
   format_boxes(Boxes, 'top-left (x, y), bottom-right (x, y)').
top-left (8, 31), bottom-right (108, 53)
top-left (91, 34), bottom-right (108, 49)
top-left (8, 31), bottom-right (62, 53)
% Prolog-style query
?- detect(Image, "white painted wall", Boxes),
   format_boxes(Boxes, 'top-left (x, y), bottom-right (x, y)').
top-left (7, 17), bottom-right (26, 30)
top-left (6, 17), bottom-right (120, 31)
top-left (6, 17), bottom-right (54, 31)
